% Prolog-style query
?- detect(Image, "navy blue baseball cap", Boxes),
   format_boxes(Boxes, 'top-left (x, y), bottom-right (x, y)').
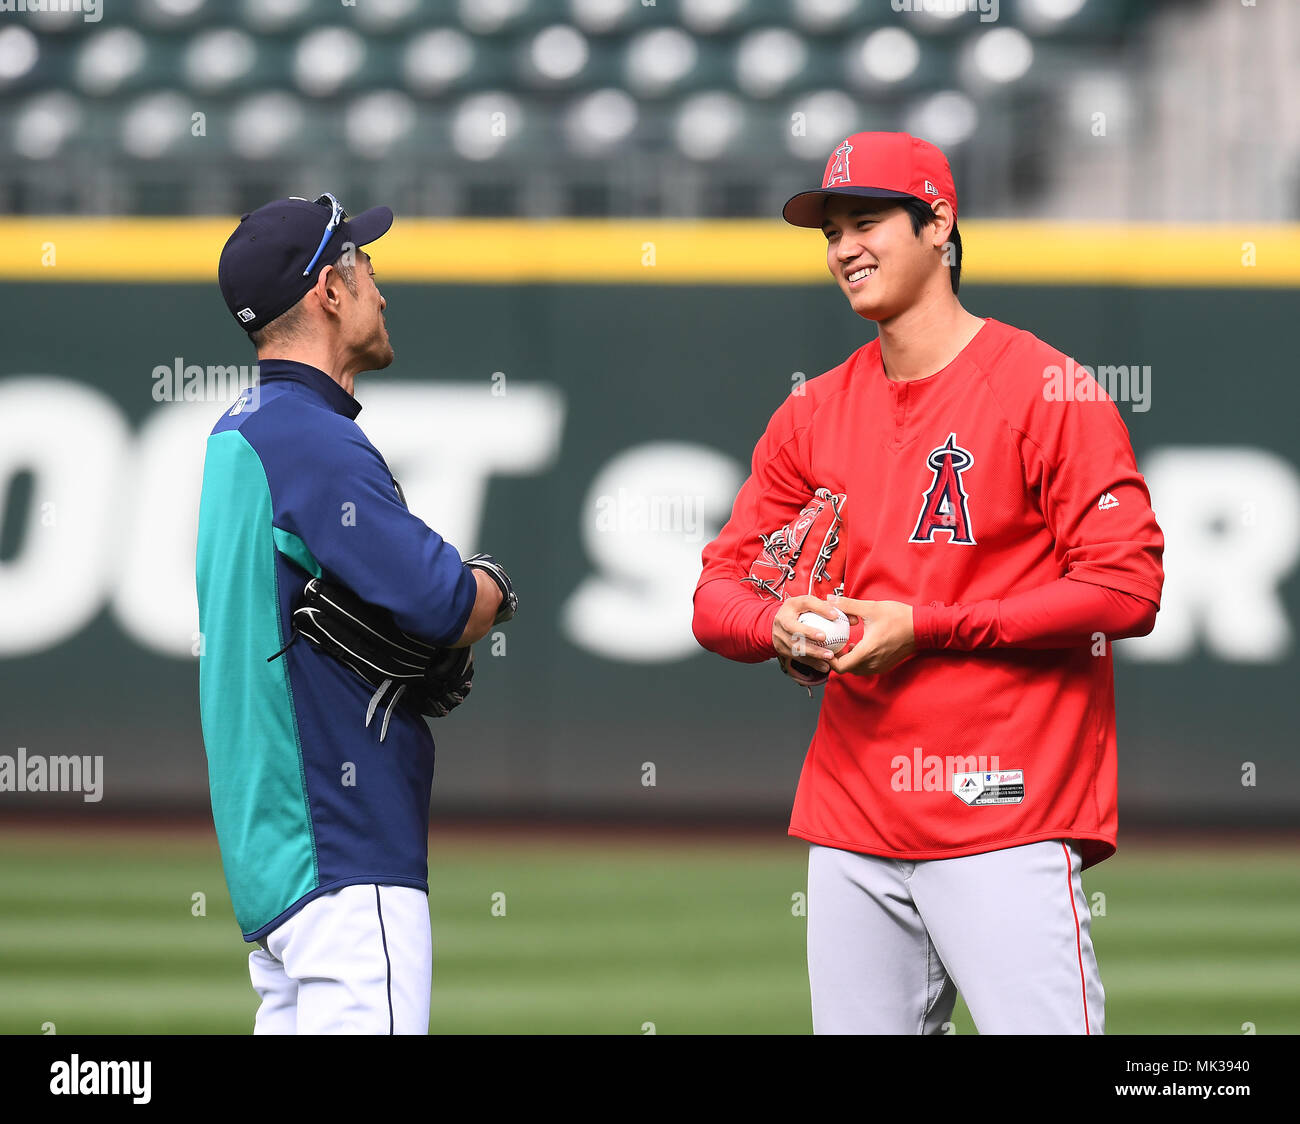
top-left (218, 193), bottom-right (394, 333)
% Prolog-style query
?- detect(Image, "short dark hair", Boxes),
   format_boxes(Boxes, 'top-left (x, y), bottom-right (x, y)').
top-left (249, 254), bottom-right (357, 350)
top-left (899, 196), bottom-right (961, 294)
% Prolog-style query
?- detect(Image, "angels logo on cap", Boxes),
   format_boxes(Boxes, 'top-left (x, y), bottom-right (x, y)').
top-left (782, 131), bottom-right (958, 229)
top-left (825, 141), bottom-right (853, 188)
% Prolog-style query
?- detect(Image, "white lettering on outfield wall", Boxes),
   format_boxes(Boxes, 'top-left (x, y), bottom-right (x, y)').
top-left (561, 442), bottom-right (746, 661)
top-left (0, 376), bottom-right (564, 657)
top-left (1121, 448), bottom-right (1300, 663)
top-left (0, 377), bottom-right (131, 653)
top-left (0, 376), bottom-right (1295, 664)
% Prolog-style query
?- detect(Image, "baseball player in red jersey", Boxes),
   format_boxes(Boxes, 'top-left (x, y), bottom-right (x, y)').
top-left (692, 132), bottom-right (1165, 1034)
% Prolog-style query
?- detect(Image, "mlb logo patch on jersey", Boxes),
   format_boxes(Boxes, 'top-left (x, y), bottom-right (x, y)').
top-left (952, 769), bottom-right (1025, 806)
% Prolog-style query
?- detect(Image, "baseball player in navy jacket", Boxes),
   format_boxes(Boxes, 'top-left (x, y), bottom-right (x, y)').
top-left (198, 195), bottom-right (509, 1034)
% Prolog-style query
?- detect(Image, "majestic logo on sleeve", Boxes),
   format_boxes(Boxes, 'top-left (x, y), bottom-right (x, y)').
top-left (824, 141), bottom-right (853, 187)
top-left (910, 433), bottom-right (977, 545)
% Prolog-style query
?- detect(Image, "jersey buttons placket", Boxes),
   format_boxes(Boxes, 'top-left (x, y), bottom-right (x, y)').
top-left (890, 380), bottom-right (909, 450)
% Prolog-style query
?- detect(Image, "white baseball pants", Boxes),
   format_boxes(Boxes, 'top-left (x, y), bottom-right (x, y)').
top-left (807, 839), bottom-right (1104, 1034)
top-left (248, 884), bottom-right (431, 1035)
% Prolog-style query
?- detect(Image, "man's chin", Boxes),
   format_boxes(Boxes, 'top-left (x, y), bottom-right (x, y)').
top-left (850, 279), bottom-right (927, 323)
top-left (847, 293), bottom-right (889, 322)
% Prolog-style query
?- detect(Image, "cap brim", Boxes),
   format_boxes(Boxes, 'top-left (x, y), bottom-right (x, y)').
top-left (782, 187), bottom-right (916, 228)
top-left (346, 205), bottom-right (394, 246)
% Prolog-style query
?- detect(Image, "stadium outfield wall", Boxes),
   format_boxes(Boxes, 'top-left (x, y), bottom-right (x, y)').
top-left (1, 220), bottom-right (1296, 824)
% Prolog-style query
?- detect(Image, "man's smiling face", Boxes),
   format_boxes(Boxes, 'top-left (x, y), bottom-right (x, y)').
top-left (822, 195), bottom-right (934, 322)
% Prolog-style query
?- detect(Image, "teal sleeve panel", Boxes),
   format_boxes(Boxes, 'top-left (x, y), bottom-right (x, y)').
top-left (272, 526), bottom-right (323, 579)
top-left (196, 429), bottom-right (319, 935)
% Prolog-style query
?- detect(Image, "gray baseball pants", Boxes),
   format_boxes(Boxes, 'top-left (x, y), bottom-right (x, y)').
top-left (806, 839), bottom-right (1104, 1034)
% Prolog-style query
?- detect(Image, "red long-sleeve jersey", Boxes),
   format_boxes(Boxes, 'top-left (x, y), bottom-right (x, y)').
top-left (692, 318), bottom-right (1165, 869)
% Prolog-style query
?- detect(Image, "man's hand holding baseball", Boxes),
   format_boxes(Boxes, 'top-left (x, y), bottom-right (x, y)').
top-left (827, 596), bottom-right (916, 676)
top-left (773, 595), bottom-right (842, 675)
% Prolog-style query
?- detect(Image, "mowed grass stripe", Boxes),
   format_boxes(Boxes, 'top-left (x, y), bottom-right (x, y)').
top-left (0, 916), bottom-right (798, 954)
top-left (1, 832), bottom-right (1296, 1034)
top-left (1096, 958), bottom-right (1300, 992)
top-left (1100, 937), bottom-right (1300, 961)
top-left (1089, 903), bottom-right (1300, 933)
top-left (429, 992), bottom-right (812, 1034)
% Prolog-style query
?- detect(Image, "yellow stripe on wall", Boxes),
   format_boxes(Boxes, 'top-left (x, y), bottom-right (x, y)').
top-left (0, 218), bottom-right (1295, 286)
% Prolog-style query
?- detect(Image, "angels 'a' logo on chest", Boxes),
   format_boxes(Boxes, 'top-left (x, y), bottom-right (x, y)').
top-left (909, 433), bottom-right (977, 545)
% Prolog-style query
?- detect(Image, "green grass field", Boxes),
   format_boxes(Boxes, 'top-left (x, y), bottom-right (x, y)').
top-left (1, 828), bottom-right (1296, 1035)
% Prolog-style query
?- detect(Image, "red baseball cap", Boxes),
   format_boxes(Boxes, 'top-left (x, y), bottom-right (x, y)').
top-left (782, 131), bottom-right (957, 228)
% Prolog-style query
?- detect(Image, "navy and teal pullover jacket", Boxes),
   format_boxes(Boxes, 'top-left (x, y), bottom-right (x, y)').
top-left (196, 360), bottom-right (476, 942)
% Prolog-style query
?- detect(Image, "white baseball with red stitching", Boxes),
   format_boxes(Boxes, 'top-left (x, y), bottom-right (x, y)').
top-left (797, 609), bottom-right (850, 654)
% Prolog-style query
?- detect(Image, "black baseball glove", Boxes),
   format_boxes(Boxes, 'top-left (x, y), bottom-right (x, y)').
top-left (267, 577), bottom-right (474, 742)
top-left (464, 553), bottom-right (518, 624)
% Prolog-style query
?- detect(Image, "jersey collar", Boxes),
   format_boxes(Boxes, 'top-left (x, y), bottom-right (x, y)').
top-left (254, 359), bottom-right (362, 420)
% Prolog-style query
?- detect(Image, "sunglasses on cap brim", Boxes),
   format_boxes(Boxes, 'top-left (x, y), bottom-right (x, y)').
top-left (302, 192), bottom-right (348, 278)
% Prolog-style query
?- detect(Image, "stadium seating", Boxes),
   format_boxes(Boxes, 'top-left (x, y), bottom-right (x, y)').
top-left (0, 0), bottom-right (1157, 216)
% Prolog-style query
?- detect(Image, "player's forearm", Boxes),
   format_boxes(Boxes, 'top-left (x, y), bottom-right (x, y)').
top-left (692, 577), bottom-right (783, 662)
top-left (450, 569), bottom-right (503, 648)
top-left (913, 577), bottom-right (1158, 651)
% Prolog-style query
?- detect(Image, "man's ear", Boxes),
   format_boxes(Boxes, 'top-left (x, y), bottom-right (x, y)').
top-left (311, 265), bottom-right (348, 316)
top-left (929, 199), bottom-right (956, 249)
